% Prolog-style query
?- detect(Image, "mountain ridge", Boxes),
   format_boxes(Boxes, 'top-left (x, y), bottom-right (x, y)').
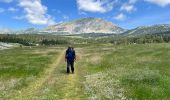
top-left (42, 17), bottom-right (124, 34)
top-left (1, 18), bottom-right (170, 36)
top-left (123, 24), bottom-right (170, 36)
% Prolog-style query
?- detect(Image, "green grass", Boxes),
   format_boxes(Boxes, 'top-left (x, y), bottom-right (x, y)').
top-left (0, 47), bottom-right (58, 78)
top-left (82, 43), bottom-right (170, 100)
top-left (0, 43), bottom-right (170, 99)
top-left (0, 46), bottom-right (63, 99)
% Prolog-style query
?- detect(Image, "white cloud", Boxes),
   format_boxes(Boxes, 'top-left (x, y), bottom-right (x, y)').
top-left (18, 0), bottom-right (55, 25)
top-left (0, 0), bottom-right (13, 3)
top-left (120, 3), bottom-right (136, 12)
top-left (114, 13), bottom-right (127, 21)
top-left (120, 0), bottom-right (137, 13)
top-left (8, 7), bottom-right (19, 12)
top-left (63, 15), bottom-right (69, 20)
top-left (13, 16), bottom-right (24, 20)
top-left (79, 11), bottom-right (87, 15)
top-left (77, 0), bottom-right (115, 13)
top-left (56, 10), bottom-right (61, 14)
top-left (145, 0), bottom-right (170, 7)
top-left (52, 9), bottom-right (61, 14)
top-left (129, 0), bottom-right (138, 4)
top-left (0, 8), bottom-right (5, 13)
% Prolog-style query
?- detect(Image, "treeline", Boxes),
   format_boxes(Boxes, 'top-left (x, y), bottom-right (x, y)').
top-left (41, 39), bottom-right (68, 45)
top-left (110, 34), bottom-right (170, 45)
top-left (1, 33), bottom-right (170, 46)
top-left (0, 34), bottom-right (71, 46)
top-left (68, 33), bottom-right (116, 38)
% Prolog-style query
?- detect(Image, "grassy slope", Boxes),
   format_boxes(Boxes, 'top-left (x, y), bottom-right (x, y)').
top-left (0, 43), bottom-right (169, 100)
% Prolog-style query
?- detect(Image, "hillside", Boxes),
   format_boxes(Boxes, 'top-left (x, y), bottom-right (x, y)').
top-left (42, 17), bottom-right (124, 34)
top-left (123, 24), bottom-right (170, 36)
top-left (0, 28), bottom-right (12, 34)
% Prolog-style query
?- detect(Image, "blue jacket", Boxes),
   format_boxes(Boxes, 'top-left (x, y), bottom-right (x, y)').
top-left (65, 48), bottom-right (75, 61)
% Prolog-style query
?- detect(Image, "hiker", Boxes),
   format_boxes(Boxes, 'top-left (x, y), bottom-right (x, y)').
top-left (65, 46), bottom-right (76, 73)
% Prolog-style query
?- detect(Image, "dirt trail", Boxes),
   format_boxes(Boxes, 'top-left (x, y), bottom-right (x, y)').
top-left (2, 46), bottom-right (126, 100)
top-left (60, 49), bottom-right (85, 100)
top-left (62, 67), bottom-right (80, 99)
top-left (11, 50), bottom-right (65, 100)
top-left (10, 49), bottom-right (86, 100)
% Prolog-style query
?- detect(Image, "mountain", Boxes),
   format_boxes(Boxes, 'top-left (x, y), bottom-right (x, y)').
top-left (23, 28), bottom-right (39, 34)
top-left (123, 24), bottom-right (170, 36)
top-left (42, 17), bottom-right (124, 34)
top-left (14, 28), bottom-right (39, 34)
top-left (0, 28), bottom-right (39, 34)
top-left (0, 28), bottom-right (13, 34)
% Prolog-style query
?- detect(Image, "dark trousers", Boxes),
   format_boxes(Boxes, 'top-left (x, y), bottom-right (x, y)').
top-left (67, 60), bottom-right (74, 73)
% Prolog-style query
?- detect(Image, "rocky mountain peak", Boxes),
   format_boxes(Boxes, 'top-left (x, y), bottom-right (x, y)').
top-left (43, 17), bottom-right (124, 34)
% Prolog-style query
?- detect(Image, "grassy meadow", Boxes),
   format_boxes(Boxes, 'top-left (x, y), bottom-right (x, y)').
top-left (0, 43), bottom-right (169, 99)
top-left (82, 43), bottom-right (170, 100)
top-left (0, 46), bottom-right (64, 99)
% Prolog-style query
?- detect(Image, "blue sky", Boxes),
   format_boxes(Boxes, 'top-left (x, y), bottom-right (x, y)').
top-left (0, 0), bottom-right (170, 30)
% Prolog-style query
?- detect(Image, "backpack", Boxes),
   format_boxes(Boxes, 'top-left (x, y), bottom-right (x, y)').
top-left (66, 49), bottom-right (74, 60)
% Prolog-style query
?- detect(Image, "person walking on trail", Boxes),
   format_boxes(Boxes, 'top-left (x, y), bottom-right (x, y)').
top-left (65, 46), bottom-right (76, 74)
